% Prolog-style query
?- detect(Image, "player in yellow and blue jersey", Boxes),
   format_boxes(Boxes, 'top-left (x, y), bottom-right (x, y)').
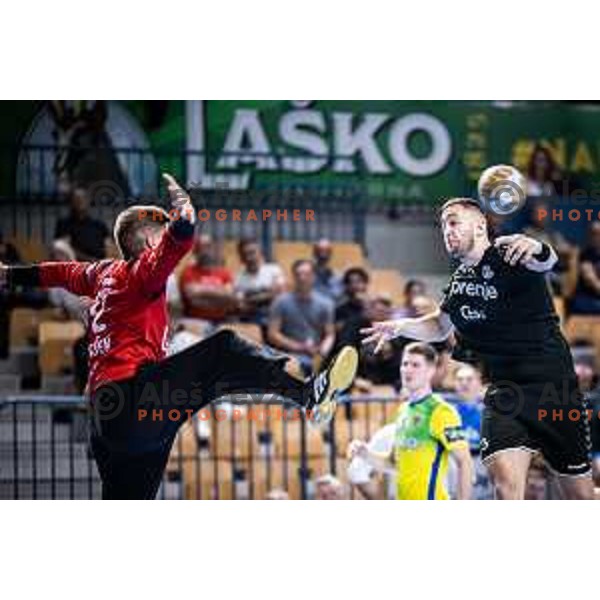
top-left (348, 342), bottom-right (473, 500)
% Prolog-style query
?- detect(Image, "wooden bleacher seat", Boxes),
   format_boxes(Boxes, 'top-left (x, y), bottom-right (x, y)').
top-left (270, 416), bottom-right (325, 459)
top-left (7, 236), bottom-right (46, 263)
top-left (272, 240), bottom-right (368, 278)
top-left (222, 240), bottom-right (242, 273)
top-left (329, 242), bottom-right (367, 271)
top-left (10, 307), bottom-right (63, 348)
top-left (272, 241), bottom-right (313, 276)
top-left (39, 321), bottom-right (85, 375)
top-left (249, 458), bottom-right (288, 499)
top-left (369, 269), bottom-right (405, 306)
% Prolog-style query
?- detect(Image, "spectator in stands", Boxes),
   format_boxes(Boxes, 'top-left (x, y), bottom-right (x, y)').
top-left (574, 359), bottom-right (597, 394)
top-left (522, 198), bottom-right (575, 294)
top-left (235, 238), bottom-right (286, 327)
top-left (525, 462), bottom-right (548, 500)
top-left (572, 222), bottom-right (600, 314)
top-left (526, 144), bottom-right (562, 198)
top-left (0, 230), bottom-right (47, 359)
top-left (0, 230), bottom-right (21, 358)
top-left (54, 186), bottom-right (110, 260)
top-left (587, 386), bottom-right (600, 487)
top-left (179, 233), bottom-right (237, 330)
top-left (574, 359), bottom-right (600, 486)
top-left (445, 364), bottom-right (493, 500)
top-left (315, 474), bottom-right (346, 500)
top-left (47, 240), bottom-right (91, 323)
top-left (0, 229), bottom-right (21, 265)
top-left (394, 279), bottom-right (427, 318)
top-left (313, 238), bottom-right (342, 300)
top-left (45, 240), bottom-right (93, 394)
top-left (335, 267), bottom-right (370, 332)
top-left (267, 259), bottom-right (335, 375)
top-left (391, 292), bottom-right (452, 389)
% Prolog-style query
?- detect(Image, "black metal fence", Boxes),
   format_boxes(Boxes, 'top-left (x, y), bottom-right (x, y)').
top-left (0, 395), bottom-right (399, 500)
top-left (1, 144), bottom-right (371, 255)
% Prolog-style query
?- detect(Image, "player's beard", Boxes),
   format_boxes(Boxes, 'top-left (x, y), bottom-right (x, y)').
top-left (448, 229), bottom-right (475, 260)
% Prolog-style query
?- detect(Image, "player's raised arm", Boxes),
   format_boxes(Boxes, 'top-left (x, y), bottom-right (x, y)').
top-left (129, 173), bottom-right (196, 295)
top-left (494, 234), bottom-right (558, 272)
top-left (0, 258), bottom-right (100, 297)
top-left (360, 308), bottom-right (453, 354)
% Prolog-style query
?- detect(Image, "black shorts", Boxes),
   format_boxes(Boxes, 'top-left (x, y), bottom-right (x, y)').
top-left (480, 377), bottom-right (592, 477)
top-left (89, 329), bottom-right (305, 499)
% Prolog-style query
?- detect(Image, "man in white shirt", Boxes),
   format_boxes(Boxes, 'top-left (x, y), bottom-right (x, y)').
top-left (234, 238), bottom-right (286, 326)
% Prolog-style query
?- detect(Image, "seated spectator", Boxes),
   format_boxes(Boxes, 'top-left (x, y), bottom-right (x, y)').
top-left (445, 364), bottom-right (493, 500)
top-left (47, 240), bottom-right (91, 324)
top-left (522, 198), bottom-right (575, 294)
top-left (526, 144), bottom-right (563, 198)
top-left (235, 238), bottom-right (286, 326)
top-left (588, 387), bottom-right (600, 488)
top-left (0, 230), bottom-right (21, 264)
top-left (525, 461), bottom-right (549, 500)
top-left (574, 358), bottom-right (597, 393)
top-left (45, 240), bottom-right (93, 394)
top-left (267, 259), bottom-right (335, 375)
top-left (0, 231), bottom-right (47, 359)
top-left (314, 474), bottom-right (346, 500)
top-left (576, 359), bottom-right (600, 486)
top-left (393, 279), bottom-right (427, 318)
top-left (571, 222), bottom-right (600, 314)
top-left (54, 186), bottom-right (110, 260)
top-left (313, 238), bottom-right (342, 300)
top-left (179, 234), bottom-right (236, 329)
top-left (335, 267), bottom-right (370, 332)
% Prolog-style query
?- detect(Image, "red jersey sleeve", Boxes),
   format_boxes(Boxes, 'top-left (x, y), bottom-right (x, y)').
top-left (39, 261), bottom-right (104, 296)
top-left (130, 227), bottom-right (193, 296)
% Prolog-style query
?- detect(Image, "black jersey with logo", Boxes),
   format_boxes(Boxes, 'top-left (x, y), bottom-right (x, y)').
top-left (440, 245), bottom-right (575, 383)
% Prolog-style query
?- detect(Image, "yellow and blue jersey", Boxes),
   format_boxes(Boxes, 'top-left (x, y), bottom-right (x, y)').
top-left (393, 393), bottom-right (467, 500)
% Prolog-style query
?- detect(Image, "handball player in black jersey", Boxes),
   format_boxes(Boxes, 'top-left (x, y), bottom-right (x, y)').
top-left (362, 198), bottom-right (593, 500)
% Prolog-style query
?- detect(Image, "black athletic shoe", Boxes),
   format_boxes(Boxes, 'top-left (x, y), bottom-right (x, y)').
top-left (305, 346), bottom-right (358, 425)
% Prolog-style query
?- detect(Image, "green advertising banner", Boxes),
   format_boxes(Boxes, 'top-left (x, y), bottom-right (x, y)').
top-left (3, 100), bottom-right (600, 204)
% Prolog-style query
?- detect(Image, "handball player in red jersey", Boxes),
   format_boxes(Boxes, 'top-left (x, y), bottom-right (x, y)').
top-left (0, 174), bottom-right (358, 499)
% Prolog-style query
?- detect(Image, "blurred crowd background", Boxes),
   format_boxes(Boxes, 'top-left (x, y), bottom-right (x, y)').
top-left (2, 100), bottom-right (600, 499)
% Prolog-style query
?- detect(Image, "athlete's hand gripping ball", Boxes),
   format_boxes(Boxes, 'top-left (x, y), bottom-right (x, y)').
top-left (494, 234), bottom-right (542, 266)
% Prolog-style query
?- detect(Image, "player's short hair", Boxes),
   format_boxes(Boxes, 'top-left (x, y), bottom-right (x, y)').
top-left (438, 197), bottom-right (484, 220)
top-left (114, 205), bottom-right (169, 260)
top-left (403, 342), bottom-right (438, 366)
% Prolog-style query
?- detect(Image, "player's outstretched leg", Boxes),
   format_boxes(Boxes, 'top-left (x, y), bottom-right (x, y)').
top-left (149, 329), bottom-right (358, 425)
top-left (90, 331), bottom-right (359, 499)
top-left (304, 345), bottom-right (358, 425)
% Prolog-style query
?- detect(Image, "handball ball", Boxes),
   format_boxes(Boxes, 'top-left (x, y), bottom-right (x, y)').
top-left (477, 164), bottom-right (527, 216)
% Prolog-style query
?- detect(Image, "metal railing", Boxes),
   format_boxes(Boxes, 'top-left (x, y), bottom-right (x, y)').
top-left (0, 395), bottom-right (400, 500)
top-left (1, 144), bottom-right (370, 254)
